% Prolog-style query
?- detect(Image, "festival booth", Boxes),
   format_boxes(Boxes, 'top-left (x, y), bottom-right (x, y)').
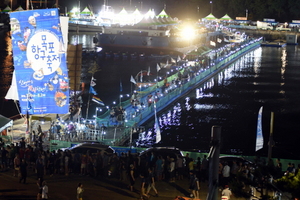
top-left (220, 14), bottom-right (233, 21)
top-left (2, 6), bottom-right (12, 12)
top-left (0, 115), bottom-right (13, 135)
top-left (202, 13), bottom-right (218, 21)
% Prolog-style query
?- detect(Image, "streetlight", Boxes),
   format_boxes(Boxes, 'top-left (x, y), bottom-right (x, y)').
top-left (210, 1), bottom-right (213, 14)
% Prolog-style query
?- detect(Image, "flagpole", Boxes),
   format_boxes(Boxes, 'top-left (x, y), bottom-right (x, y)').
top-left (268, 112), bottom-right (274, 163)
top-left (85, 75), bottom-right (94, 121)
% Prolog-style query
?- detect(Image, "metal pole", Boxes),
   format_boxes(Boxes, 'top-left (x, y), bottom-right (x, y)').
top-left (129, 128), bottom-right (133, 148)
top-left (207, 125), bottom-right (221, 200)
top-left (268, 112), bottom-right (274, 162)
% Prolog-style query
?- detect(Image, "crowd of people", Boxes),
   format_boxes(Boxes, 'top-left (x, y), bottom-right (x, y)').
top-left (1, 137), bottom-right (300, 200)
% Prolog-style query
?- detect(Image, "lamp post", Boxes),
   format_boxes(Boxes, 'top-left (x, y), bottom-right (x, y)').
top-left (246, 9), bottom-right (248, 19)
top-left (210, 1), bottom-right (213, 14)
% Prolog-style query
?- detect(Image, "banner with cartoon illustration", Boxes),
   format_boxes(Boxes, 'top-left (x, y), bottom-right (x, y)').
top-left (10, 8), bottom-right (69, 114)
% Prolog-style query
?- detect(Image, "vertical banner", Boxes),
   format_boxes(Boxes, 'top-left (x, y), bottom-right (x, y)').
top-left (154, 101), bottom-right (161, 143)
top-left (10, 9), bottom-right (69, 114)
top-left (255, 106), bottom-right (264, 151)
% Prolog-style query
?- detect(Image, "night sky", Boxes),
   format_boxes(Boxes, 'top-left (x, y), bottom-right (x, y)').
top-left (2, 0), bottom-right (300, 22)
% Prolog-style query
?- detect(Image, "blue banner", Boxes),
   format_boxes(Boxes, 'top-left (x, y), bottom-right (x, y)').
top-left (10, 9), bottom-right (69, 114)
top-left (255, 106), bottom-right (264, 151)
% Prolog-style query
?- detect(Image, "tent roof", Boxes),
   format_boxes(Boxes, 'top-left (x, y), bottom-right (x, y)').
top-left (156, 9), bottom-right (169, 18)
top-left (119, 8), bottom-right (128, 15)
top-left (220, 14), bottom-right (232, 21)
top-left (81, 7), bottom-right (93, 15)
top-left (0, 115), bottom-right (13, 132)
top-left (204, 13), bottom-right (217, 20)
top-left (2, 6), bottom-right (12, 12)
top-left (15, 6), bottom-right (24, 11)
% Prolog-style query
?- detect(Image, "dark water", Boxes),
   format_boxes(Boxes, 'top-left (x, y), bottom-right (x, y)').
top-left (70, 33), bottom-right (300, 159)
top-left (143, 46), bottom-right (300, 159)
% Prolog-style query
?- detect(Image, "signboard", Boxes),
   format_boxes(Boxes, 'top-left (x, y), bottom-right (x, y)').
top-left (263, 18), bottom-right (275, 22)
top-left (236, 17), bottom-right (247, 20)
top-left (292, 20), bottom-right (300, 23)
top-left (9, 9), bottom-right (69, 114)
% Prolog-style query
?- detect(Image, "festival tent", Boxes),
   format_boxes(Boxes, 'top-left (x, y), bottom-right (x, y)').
top-left (0, 115), bottom-right (13, 133)
top-left (80, 7), bottom-right (93, 16)
top-left (203, 13), bottom-right (218, 20)
top-left (156, 9), bottom-right (169, 18)
top-left (132, 8), bottom-right (143, 24)
top-left (68, 7), bottom-right (80, 17)
top-left (144, 9), bottom-right (155, 19)
top-left (2, 6), bottom-right (12, 12)
top-left (220, 14), bottom-right (232, 21)
top-left (15, 6), bottom-right (24, 11)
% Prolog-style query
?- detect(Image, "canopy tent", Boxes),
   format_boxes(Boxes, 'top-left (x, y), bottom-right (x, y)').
top-left (144, 9), bottom-right (155, 19)
top-left (156, 9), bottom-right (169, 18)
top-left (2, 6), bottom-right (12, 12)
top-left (220, 14), bottom-right (232, 21)
top-left (80, 7), bottom-right (93, 15)
top-left (203, 13), bottom-right (218, 20)
top-left (15, 6), bottom-right (24, 11)
top-left (0, 115), bottom-right (13, 132)
top-left (68, 7), bottom-right (80, 16)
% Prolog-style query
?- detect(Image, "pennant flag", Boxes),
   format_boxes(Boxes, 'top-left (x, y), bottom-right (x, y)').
top-left (156, 63), bottom-right (161, 72)
top-left (130, 75), bottom-right (136, 84)
top-left (170, 57), bottom-right (176, 63)
top-left (92, 95), bottom-right (104, 106)
top-left (154, 101), bottom-right (161, 143)
top-left (217, 38), bottom-right (222, 43)
top-left (90, 77), bottom-right (96, 87)
top-left (89, 85), bottom-right (97, 95)
top-left (210, 41), bottom-right (216, 46)
top-left (255, 106), bottom-right (264, 151)
top-left (147, 66), bottom-right (150, 76)
top-left (140, 70), bottom-right (143, 82)
top-left (177, 55), bottom-right (181, 62)
top-left (120, 80), bottom-right (123, 92)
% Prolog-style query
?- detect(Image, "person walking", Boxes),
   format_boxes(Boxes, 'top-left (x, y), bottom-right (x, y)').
top-left (189, 171), bottom-right (200, 199)
top-left (19, 159), bottom-right (28, 184)
top-left (77, 183), bottom-right (84, 200)
top-left (41, 181), bottom-right (48, 200)
top-left (222, 185), bottom-right (232, 200)
top-left (128, 164), bottom-right (136, 192)
top-left (145, 168), bottom-right (158, 197)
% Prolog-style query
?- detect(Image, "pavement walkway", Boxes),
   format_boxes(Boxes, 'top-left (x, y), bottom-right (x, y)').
top-left (0, 167), bottom-right (237, 200)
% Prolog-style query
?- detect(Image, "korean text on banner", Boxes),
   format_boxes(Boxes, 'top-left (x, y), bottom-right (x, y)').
top-left (10, 9), bottom-right (69, 114)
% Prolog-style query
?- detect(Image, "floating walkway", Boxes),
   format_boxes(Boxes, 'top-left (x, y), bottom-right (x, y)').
top-left (94, 37), bottom-right (263, 146)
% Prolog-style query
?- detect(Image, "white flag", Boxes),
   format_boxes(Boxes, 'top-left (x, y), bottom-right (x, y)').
top-left (90, 76), bottom-right (96, 87)
top-left (156, 63), bottom-right (161, 72)
top-left (154, 101), bottom-right (161, 143)
top-left (255, 106), bottom-right (264, 151)
top-left (147, 66), bottom-right (150, 76)
top-left (130, 75), bottom-right (136, 84)
top-left (140, 70), bottom-right (143, 82)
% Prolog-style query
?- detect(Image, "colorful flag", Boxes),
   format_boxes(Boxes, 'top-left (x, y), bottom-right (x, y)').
top-left (156, 63), bottom-right (161, 72)
top-left (130, 75), bottom-right (136, 84)
top-left (92, 95), bottom-right (104, 106)
top-left (89, 85), bottom-right (97, 95)
top-left (147, 66), bottom-right (150, 76)
top-left (256, 106), bottom-right (264, 151)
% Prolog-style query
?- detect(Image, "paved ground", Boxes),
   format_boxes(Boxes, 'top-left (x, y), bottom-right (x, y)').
top-left (0, 167), bottom-right (235, 200)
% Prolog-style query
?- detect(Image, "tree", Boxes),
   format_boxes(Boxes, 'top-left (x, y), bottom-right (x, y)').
top-left (275, 171), bottom-right (300, 199)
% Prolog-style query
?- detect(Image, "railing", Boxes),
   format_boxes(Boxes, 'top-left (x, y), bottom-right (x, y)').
top-left (95, 38), bottom-right (262, 146)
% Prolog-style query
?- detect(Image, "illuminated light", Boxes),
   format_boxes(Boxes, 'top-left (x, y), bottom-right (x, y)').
top-left (106, 106), bottom-right (109, 109)
top-left (113, 101), bottom-right (116, 104)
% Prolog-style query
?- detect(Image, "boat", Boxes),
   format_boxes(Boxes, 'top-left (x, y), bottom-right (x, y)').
top-left (96, 24), bottom-right (219, 55)
top-left (223, 31), bottom-right (247, 43)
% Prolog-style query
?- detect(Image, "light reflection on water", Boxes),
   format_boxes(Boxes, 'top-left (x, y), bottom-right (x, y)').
top-left (142, 46), bottom-right (300, 158)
